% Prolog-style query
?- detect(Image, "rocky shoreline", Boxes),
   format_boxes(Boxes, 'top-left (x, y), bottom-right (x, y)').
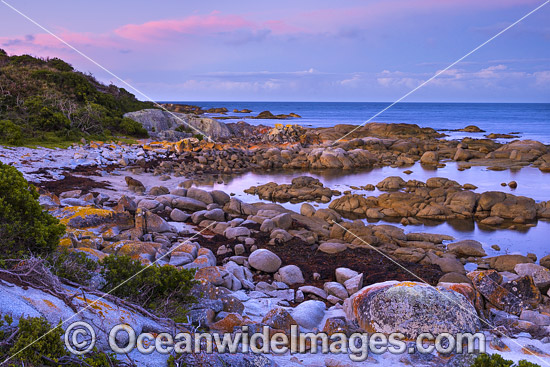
top-left (1, 117), bottom-right (550, 366)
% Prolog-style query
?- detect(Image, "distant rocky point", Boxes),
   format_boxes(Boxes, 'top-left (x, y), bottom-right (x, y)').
top-left (123, 109), bottom-right (231, 141)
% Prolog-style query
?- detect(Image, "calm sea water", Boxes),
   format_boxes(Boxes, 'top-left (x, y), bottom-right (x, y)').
top-left (169, 101), bottom-right (550, 257)
top-left (172, 102), bottom-right (550, 144)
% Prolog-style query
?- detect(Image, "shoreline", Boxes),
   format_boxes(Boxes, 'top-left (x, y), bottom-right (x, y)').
top-left (1, 119), bottom-right (550, 365)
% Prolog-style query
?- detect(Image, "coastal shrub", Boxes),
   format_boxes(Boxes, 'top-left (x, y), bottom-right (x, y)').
top-left (1, 315), bottom-right (120, 367)
top-left (119, 117), bottom-right (148, 137)
top-left (23, 96), bottom-right (71, 131)
top-left (46, 57), bottom-right (74, 72)
top-left (49, 249), bottom-right (99, 285)
top-left (0, 119), bottom-right (23, 145)
top-left (0, 52), bottom-right (157, 145)
top-left (0, 162), bottom-right (66, 258)
top-left (470, 354), bottom-right (541, 367)
top-left (7, 316), bottom-right (66, 365)
top-left (8, 54), bottom-right (46, 67)
top-left (100, 255), bottom-right (197, 322)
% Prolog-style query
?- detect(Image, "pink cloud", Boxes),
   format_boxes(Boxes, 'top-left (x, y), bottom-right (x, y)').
top-left (1, 0), bottom-right (542, 57)
top-left (0, 29), bottom-right (119, 56)
top-left (114, 13), bottom-right (256, 42)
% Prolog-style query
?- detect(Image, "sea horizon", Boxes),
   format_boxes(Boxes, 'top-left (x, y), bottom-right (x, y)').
top-left (161, 101), bottom-right (550, 144)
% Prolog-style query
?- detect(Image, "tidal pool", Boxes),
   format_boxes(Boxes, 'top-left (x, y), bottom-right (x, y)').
top-left (195, 162), bottom-right (550, 258)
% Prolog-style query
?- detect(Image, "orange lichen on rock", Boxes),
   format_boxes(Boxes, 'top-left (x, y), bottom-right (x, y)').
top-left (210, 313), bottom-right (243, 333)
top-left (521, 345), bottom-right (549, 357)
top-left (195, 266), bottom-right (223, 284)
top-left (322, 317), bottom-right (349, 337)
top-left (261, 308), bottom-right (297, 333)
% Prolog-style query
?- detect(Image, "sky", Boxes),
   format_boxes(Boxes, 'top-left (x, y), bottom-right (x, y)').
top-left (0, 0), bottom-right (549, 102)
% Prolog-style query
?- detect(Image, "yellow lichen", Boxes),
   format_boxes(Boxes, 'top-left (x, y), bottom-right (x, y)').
top-left (58, 237), bottom-right (73, 249)
top-left (58, 206), bottom-right (114, 225)
top-left (43, 300), bottom-right (57, 309)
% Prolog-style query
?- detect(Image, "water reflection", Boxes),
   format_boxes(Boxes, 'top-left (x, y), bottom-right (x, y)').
top-left (194, 163), bottom-right (550, 258)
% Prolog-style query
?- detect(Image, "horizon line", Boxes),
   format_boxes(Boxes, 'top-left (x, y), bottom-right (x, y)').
top-left (157, 100), bottom-right (550, 104)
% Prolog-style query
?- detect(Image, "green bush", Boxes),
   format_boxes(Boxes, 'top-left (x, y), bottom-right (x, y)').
top-left (0, 120), bottom-right (23, 145)
top-left (471, 354), bottom-right (541, 367)
top-left (49, 249), bottom-right (99, 285)
top-left (23, 96), bottom-right (71, 131)
top-left (8, 54), bottom-right (46, 67)
top-left (100, 255), bottom-right (197, 322)
top-left (0, 162), bottom-right (66, 258)
top-left (119, 117), bottom-right (149, 137)
top-left (0, 314), bottom-right (120, 367)
top-left (8, 316), bottom-right (66, 365)
top-left (46, 57), bottom-right (74, 72)
top-left (0, 52), bottom-right (157, 144)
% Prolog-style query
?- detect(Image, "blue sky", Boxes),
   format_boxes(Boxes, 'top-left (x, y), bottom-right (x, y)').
top-left (1, 0), bottom-right (549, 102)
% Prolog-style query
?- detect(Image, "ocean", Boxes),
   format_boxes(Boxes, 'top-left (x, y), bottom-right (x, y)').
top-left (172, 102), bottom-right (550, 144)
top-left (169, 101), bottom-right (550, 257)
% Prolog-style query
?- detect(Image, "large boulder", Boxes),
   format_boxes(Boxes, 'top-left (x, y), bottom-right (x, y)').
top-left (489, 254), bottom-right (533, 272)
top-left (248, 249), bottom-right (282, 273)
top-left (274, 265), bottom-right (304, 286)
top-left (145, 212), bottom-right (172, 233)
top-left (420, 151), bottom-right (439, 165)
top-left (468, 270), bottom-right (541, 315)
top-left (344, 281), bottom-right (480, 338)
top-left (477, 191), bottom-right (506, 211)
top-left (490, 195), bottom-right (537, 221)
top-left (0, 280), bottom-right (169, 365)
top-left (447, 240), bottom-right (487, 257)
top-left (514, 263), bottom-right (550, 289)
top-left (224, 226), bottom-right (251, 239)
top-left (376, 176), bottom-right (406, 191)
top-left (291, 300), bottom-right (326, 330)
top-left (187, 187), bottom-right (214, 205)
top-left (172, 197), bottom-right (207, 211)
top-left (123, 109), bottom-right (231, 140)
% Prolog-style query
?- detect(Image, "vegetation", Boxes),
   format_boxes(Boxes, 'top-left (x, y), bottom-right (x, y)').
top-left (48, 249), bottom-right (99, 286)
top-left (471, 354), bottom-right (541, 367)
top-left (0, 50), bottom-right (154, 146)
top-left (7, 316), bottom-right (66, 365)
top-left (0, 314), bottom-right (124, 366)
top-left (0, 119), bottom-right (23, 145)
top-left (100, 255), bottom-right (198, 322)
top-left (0, 164), bottom-right (197, 365)
top-left (0, 162), bottom-right (65, 258)
top-left (175, 124), bottom-right (193, 133)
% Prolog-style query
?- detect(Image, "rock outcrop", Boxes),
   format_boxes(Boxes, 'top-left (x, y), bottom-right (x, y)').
top-left (124, 109), bottom-right (231, 140)
top-left (344, 281), bottom-right (481, 338)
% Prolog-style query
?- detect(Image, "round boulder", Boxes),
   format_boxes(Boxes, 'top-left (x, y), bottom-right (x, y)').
top-left (300, 203), bottom-right (316, 217)
top-left (274, 265), bottom-right (305, 286)
top-left (291, 300), bottom-right (326, 330)
top-left (248, 249), bottom-right (282, 273)
top-left (420, 151), bottom-right (439, 165)
top-left (344, 281), bottom-right (480, 338)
